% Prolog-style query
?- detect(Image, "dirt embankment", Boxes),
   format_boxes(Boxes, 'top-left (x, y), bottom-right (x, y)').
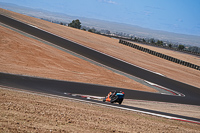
top-left (1, 88), bottom-right (200, 133)
top-left (0, 8), bottom-right (199, 89)
top-left (0, 8), bottom-right (200, 132)
top-left (0, 24), bottom-right (155, 92)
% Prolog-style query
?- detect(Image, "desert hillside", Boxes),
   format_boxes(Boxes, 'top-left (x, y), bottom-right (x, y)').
top-left (1, 8), bottom-right (200, 132)
top-left (0, 8), bottom-right (199, 89)
top-left (0, 23), bottom-right (154, 92)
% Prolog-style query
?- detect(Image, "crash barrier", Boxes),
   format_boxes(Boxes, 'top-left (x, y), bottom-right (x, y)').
top-left (119, 39), bottom-right (200, 71)
top-left (102, 34), bottom-right (200, 56)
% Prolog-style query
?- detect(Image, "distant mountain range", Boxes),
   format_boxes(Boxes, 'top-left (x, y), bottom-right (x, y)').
top-left (0, 2), bottom-right (199, 47)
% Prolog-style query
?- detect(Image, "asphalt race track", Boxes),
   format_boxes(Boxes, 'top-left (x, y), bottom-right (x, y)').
top-left (1, 73), bottom-right (200, 123)
top-left (0, 15), bottom-right (200, 106)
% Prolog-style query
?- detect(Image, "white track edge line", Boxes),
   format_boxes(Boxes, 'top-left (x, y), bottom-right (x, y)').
top-left (1, 86), bottom-right (199, 124)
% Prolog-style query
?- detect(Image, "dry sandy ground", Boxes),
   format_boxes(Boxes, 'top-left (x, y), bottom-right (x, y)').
top-left (123, 99), bottom-right (200, 119)
top-left (0, 9), bottom-right (200, 132)
top-left (0, 8), bottom-right (199, 89)
top-left (131, 41), bottom-right (200, 66)
top-left (1, 88), bottom-right (200, 133)
top-left (0, 24), bottom-right (154, 92)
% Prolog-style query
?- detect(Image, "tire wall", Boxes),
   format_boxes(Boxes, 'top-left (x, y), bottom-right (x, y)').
top-left (119, 39), bottom-right (200, 71)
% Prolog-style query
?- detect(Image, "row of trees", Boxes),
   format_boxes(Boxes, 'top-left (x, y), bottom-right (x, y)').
top-left (67, 19), bottom-right (102, 34)
top-left (65, 19), bottom-right (199, 53)
top-left (68, 19), bottom-right (81, 29)
top-left (130, 37), bottom-right (185, 50)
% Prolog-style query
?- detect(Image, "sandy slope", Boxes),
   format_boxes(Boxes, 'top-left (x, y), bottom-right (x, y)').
top-left (0, 8), bottom-right (200, 132)
top-left (0, 25), bottom-right (154, 92)
top-left (0, 8), bottom-right (199, 89)
top-left (1, 88), bottom-right (200, 133)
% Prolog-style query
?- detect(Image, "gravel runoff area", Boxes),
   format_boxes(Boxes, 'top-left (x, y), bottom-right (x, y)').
top-left (1, 87), bottom-right (200, 133)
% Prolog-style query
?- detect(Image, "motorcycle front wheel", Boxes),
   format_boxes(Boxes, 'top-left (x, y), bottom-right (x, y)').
top-left (110, 96), bottom-right (118, 103)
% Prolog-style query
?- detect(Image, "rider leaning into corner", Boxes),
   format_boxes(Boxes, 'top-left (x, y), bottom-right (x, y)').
top-left (103, 90), bottom-right (125, 104)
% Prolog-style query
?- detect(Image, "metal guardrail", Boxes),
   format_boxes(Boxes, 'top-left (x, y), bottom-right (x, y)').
top-left (101, 34), bottom-right (200, 57)
top-left (119, 39), bottom-right (200, 71)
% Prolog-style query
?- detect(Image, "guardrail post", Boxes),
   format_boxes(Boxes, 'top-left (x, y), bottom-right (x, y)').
top-left (191, 64), bottom-right (195, 68)
top-left (177, 59), bottom-right (180, 64)
top-left (167, 56), bottom-right (171, 61)
top-left (197, 66), bottom-right (200, 70)
top-left (163, 55), bottom-right (166, 59)
top-left (188, 63), bottom-right (192, 67)
top-left (174, 58), bottom-right (178, 63)
top-left (185, 62), bottom-right (188, 66)
top-left (159, 53), bottom-right (163, 58)
top-left (194, 65), bottom-right (200, 70)
top-left (169, 56), bottom-right (173, 61)
top-left (171, 57), bottom-right (175, 62)
top-left (165, 56), bottom-right (169, 60)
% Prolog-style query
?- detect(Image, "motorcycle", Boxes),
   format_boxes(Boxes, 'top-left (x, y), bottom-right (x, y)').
top-left (103, 91), bottom-right (124, 104)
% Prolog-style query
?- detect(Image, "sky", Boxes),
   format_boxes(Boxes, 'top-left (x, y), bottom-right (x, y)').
top-left (0, 0), bottom-right (200, 36)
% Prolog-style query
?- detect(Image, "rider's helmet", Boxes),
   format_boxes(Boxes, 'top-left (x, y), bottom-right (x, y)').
top-left (120, 90), bottom-right (125, 94)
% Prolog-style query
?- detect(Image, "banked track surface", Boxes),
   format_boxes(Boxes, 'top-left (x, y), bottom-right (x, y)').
top-left (0, 14), bottom-right (200, 106)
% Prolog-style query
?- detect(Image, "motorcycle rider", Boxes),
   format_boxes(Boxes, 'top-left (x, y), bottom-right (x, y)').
top-left (104, 90), bottom-right (125, 104)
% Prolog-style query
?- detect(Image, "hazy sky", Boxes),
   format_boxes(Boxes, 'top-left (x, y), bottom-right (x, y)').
top-left (0, 0), bottom-right (200, 36)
